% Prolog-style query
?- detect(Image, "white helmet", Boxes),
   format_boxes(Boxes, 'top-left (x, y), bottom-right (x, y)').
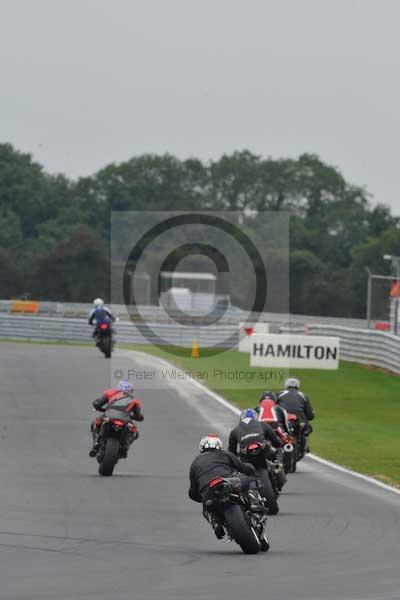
top-left (93, 298), bottom-right (104, 307)
top-left (285, 377), bottom-right (300, 389)
top-left (199, 434), bottom-right (223, 453)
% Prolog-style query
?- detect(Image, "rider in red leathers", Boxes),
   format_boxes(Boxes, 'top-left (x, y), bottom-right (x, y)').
top-left (89, 380), bottom-right (143, 457)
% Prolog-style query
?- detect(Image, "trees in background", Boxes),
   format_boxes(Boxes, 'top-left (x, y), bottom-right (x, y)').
top-left (0, 142), bottom-right (398, 316)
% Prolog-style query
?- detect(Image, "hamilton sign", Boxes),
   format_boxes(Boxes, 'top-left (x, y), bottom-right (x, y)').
top-left (250, 334), bottom-right (340, 369)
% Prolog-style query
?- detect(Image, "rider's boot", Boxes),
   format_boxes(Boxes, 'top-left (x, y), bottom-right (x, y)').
top-left (210, 515), bottom-right (225, 539)
top-left (89, 430), bottom-right (100, 457)
top-left (247, 489), bottom-right (268, 514)
top-left (204, 508), bottom-right (225, 539)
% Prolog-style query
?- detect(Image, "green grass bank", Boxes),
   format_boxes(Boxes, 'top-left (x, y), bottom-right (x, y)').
top-left (127, 343), bottom-right (400, 488)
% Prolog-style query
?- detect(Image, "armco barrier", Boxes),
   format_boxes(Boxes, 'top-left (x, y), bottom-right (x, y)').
top-left (280, 324), bottom-right (400, 375)
top-left (1, 315), bottom-right (398, 374)
top-left (0, 315), bottom-right (238, 348)
top-left (0, 300), bottom-right (369, 329)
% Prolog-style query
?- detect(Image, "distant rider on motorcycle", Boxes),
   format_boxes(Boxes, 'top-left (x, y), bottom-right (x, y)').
top-left (228, 409), bottom-right (284, 466)
top-left (188, 435), bottom-right (267, 539)
top-left (276, 378), bottom-right (314, 432)
top-left (89, 380), bottom-right (143, 457)
top-left (255, 391), bottom-right (292, 438)
top-left (276, 378), bottom-right (315, 452)
top-left (88, 298), bottom-right (115, 339)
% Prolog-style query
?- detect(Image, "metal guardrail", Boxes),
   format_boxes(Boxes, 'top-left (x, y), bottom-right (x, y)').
top-left (280, 324), bottom-right (400, 375)
top-left (0, 299), bottom-right (369, 329)
top-left (1, 314), bottom-right (399, 374)
top-left (0, 315), bottom-right (239, 348)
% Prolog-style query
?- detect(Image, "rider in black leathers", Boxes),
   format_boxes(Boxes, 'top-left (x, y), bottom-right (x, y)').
top-left (228, 409), bottom-right (283, 467)
top-left (188, 435), bottom-right (266, 539)
top-left (276, 378), bottom-right (315, 431)
top-left (277, 378), bottom-right (315, 454)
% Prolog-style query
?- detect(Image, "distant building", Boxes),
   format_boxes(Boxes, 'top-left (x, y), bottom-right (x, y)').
top-left (159, 271), bottom-right (220, 313)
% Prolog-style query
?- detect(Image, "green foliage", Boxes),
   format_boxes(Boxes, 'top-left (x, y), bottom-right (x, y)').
top-left (30, 226), bottom-right (110, 301)
top-left (0, 141), bottom-right (397, 315)
top-left (0, 248), bottom-right (23, 297)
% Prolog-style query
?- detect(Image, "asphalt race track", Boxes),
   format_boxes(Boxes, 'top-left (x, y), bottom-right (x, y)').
top-left (1, 343), bottom-right (400, 600)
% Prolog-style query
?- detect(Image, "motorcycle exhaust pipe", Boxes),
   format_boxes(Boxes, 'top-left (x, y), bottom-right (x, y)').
top-left (272, 462), bottom-right (282, 474)
top-left (284, 443), bottom-right (294, 453)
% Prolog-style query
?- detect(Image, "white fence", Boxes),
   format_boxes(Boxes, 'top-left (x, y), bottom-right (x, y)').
top-left (0, 315), bottom-right (238, 348)
top-left (1, 314), bottom-right (399, 374)
top-left (281, 324), bottom-right (400, 375)
top-left (0, 299), bottom-right (369, 329)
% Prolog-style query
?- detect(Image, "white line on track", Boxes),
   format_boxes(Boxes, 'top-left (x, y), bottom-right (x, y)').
top-left (125, 349), bottom-right (400, 499)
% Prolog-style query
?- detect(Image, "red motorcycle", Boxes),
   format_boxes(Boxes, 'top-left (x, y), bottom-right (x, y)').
top-left (275, 426), bottom-right (297, 474)
top-left (95, 412), bottom-right (137, 476)
top-left (258, 399), bottom-right (297, 474)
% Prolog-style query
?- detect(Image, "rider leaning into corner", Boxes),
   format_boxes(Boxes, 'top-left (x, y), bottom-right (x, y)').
top-left (188, 435), bottom-right (267, 539)
top-left (89, 380), bottom-right (143, 457)
top-left (276, 378), bottom-right (315, 446)
top-left (88, 298), bottom-right (115, 338)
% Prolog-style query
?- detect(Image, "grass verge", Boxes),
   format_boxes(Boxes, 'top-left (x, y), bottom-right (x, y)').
top-left (1, 338), bottom-right (399, 487)
top-left (126, 343), bottom-right (400, 488)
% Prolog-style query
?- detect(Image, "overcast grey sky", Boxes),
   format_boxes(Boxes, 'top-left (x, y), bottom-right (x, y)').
top-left (1, 0), bottom-right (400, 212)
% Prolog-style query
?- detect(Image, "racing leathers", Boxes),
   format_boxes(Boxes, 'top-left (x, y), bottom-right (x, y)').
top-left (88, 306), bottom-right (115, 338)
top-left (255, 400), bottom-right (291, 434)
top-left (188, 448), bottom-right (257, 503)
top-left (228, 418), bottom-right (283, 468)
top-left (188, 448), bottom-right (265, 537)
top-left (90, 389), bottom-right (143, 456)
top-left (276, 388), bottom-right (315, 432)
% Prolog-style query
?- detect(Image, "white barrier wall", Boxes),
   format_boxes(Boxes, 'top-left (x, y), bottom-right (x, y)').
top-left (249, 334), bottom-right (340, 369)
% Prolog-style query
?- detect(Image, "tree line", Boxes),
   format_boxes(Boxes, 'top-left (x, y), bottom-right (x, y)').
top-left (1, 142), bottom-right (398, 316)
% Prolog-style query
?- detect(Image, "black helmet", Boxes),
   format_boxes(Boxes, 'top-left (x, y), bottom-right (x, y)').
top-left (259, 390), bottom-right (277, 403)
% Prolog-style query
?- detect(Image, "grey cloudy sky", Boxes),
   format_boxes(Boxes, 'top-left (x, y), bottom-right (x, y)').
top-left (1, 0), bottom-right (400, 212)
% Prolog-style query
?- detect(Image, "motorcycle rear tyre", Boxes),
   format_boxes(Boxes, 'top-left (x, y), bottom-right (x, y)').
top-left (98, 438), bottom-right (119, 476)
top-left (223, 505), bottom-right (260, 554)
top-left (258, 470), bottom-right (279, 515)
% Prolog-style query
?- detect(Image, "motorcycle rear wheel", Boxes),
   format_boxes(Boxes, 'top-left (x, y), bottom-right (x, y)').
top-left (258, 470), bottom-right (279, 515)
top-left (223, 505), bottom-right (260, 554)
top-left (98, 438), bottom-right (120, 476)
top-left (102, 336), bottom-right (112, 358)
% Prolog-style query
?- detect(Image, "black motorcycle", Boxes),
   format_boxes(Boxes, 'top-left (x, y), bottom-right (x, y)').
top-left (204, 476), bottom-right (270, 554)
top-left (94, 320), bottom-right (115, 358)
top-left (95, 411), bottom-right (135, 476)
top-left (288, 414), bottom-right (308, 462)
top-left (240, 442), bottom-right (282, 515)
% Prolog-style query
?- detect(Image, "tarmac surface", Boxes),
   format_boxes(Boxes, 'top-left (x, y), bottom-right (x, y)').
top-left (0, 342), bottom-right (399, 600)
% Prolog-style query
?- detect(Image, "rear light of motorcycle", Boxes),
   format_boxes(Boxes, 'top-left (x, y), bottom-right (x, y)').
top-left (112, 419), bottom-right (125, 427)
top-left (100, 323), bottom-right (109, 330)
top-left (288, 414), bottom-right (298, 421)
top-left (247, 443), bottom-right (261, 452)
top-left (209, 477), bottom-right (224, 488)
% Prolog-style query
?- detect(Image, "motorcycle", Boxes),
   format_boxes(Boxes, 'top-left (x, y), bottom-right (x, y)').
top-left (275, 427), bottom-right (297, 474)
top-left (204, 476), bottom-right (270, 554)
top-left (95, 412), bottom-right (136, 476)
top-left (93, 320), bottom-right (115, 358)
top-left (257, 399), bottom-right (297, 474)
top-left (240, 442), bottom-right (280, 515)
top-left (288, 414), bottom-right (308, 463)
